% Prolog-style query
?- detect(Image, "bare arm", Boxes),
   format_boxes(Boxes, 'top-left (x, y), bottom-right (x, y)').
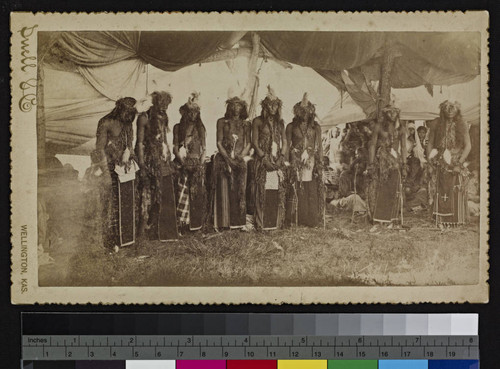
top-left (368, 122), bottom-right (379, 164)
top-left (200, 124), bottom-right (206, 163)
top-left (280, 121), bottom-right (288, 158)
top-left (95, 118), bottom-right (109, 174)
top-left (216, 119), bottom-right (231, 163)
top-left (252, 118), bottom-right (264, 158)
top-left (239, 121), bottom-right (252, 157)
top-left (459, 124), bottom-right (472, 164)
top-left (136, 115), bottom-right (147, 168)
top-left (172, 124), bottom-right (182, 163)
top-left (426, 123), bottom-right (435, 158)
top-left (315, 123), bottom-right (323, 158)
top-left (285, 123), bottom-right (293, 162)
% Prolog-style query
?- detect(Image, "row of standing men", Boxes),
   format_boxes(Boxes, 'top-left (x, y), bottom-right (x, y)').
top-left (94, 89), bottom-right (472, 251)
top-left (94, 88), bottom-right (324, 250)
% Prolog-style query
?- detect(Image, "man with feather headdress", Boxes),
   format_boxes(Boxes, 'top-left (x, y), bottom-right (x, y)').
top-left (367, 104), bottom-right (407, 226)
top-left (285, 93), bottom-right (324, 227)
top-left (173, 92), bottom-right (207, 232)
top-left (252, 86), bottom-right (288, 231)
top-left (427, 100), bottom-right (471, 227)
top-left (136, 91), bottom-right (179, 241)
top-left (211, 96), bottom-right (252, 230)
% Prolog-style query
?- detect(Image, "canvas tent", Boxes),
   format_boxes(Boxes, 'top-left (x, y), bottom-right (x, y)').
top-left (321, 76), bottom-right (481, 130)
top-left (38, 31), bottom-right (481, 160)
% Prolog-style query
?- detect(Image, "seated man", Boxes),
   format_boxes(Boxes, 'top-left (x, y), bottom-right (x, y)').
top-left (404, 156), bottom-right (428, 212)
top-left (322, 156), bottom-right (339, 203)
top-left (330, 193), bottom-right (367, 215)
top-left (338, 147), bottom-right (367, 199)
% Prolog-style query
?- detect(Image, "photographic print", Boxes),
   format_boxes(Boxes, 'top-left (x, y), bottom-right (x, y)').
top-left (10, 11), bottom-right (489, 304)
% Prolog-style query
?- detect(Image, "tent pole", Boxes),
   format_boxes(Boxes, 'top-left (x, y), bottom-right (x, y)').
top-left (377, 41), bottom-right (400, 122)
top-left (245, 32), bottom-right (261, 120)
top-left (37, 60), bottom-right (46, 171)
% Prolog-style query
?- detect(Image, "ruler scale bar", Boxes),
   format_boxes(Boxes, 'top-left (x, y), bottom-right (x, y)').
top-left (22, 335), bottom-right (479, 361)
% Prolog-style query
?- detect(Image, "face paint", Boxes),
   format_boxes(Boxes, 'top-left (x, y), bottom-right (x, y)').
top-left (188, 109), bottom-right (199, 121)
top-left (268, 102), bottom-right (279, 115)
top-left (442, 102), bottom-right (458, 119)
top-left (232, 103), bottom-right (242, 117)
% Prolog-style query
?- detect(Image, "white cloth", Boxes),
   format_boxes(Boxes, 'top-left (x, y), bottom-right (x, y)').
top-left (413, 128), bottom-right (427, 166)
top-left (301, 156), bottom-right (315, 182)
top-left (114, 160), bottom-right (139, 183)
top-left (265, 170), bottom-right (279, 190)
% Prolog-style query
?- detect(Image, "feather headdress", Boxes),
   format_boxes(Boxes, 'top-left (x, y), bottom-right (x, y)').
top-left (293, 92), bottom-right (316, 117)
top-left (186, 92), bottom-right (201, 111)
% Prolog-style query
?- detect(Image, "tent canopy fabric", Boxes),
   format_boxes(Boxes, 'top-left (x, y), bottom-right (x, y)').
top-left (39, 31), bottom-right (481, 155)
top-left (50, 31), bottom-right (244, 71)
top-left (260, 31), bottom-right (480, 89)
top-left (47, 31), bottom-right (480, 84)
top-left (260, 32), bottom-right (387, 71)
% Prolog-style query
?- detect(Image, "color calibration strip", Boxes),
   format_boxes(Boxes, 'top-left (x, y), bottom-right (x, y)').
top-left (22, 314), bottom-right (478, 336)
top-left (22, 360), bottom-right (480, 369)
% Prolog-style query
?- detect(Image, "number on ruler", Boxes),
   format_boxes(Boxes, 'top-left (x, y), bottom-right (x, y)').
top-left (291, 351), bottom-right (299, 358)
top-left (187, 337), bottom-right (192, 344)
top-left (129, 338), bottom-right (134, 345)
top-left (313, 351), bottom-right (322, 358)
top-left (246, 351), bottom-right (254, 357)
top-left (268, 351), bottom-right (276, 358)
top-left (448, 351), bottom-right (456, 357)
top-left (178, 351), bottom-right (183, 357)
top-left (112, 351), bottom-right (116, 357)
top-left (134, 351), bottom-right (139, 358)
top-left (67, 351), bottom-right (72, 358)
top-left (224, 352), bottom-right (229, 358)
top-left (403, 351), bottom-right (411, 357)
top-left (156, 351), bottom-right (162, 358)
top-left (201, 351), bottom-right (206, 357)
top-left (358, 351), bottom-right (366, 358)
top-left (336, 351), bottom-right (344, 357)
top-left (426, 351), bottom-right (434, 358)
top-left (89, 351), bottom-right (94, 358)
top-left (415, 337), bottom-right (420, 344)
top-left (380, 351), bottom-right (389, 358)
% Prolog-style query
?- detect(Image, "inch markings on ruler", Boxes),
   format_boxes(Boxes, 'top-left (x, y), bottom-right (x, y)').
top-left (22, 335), bottom-right (479, 361)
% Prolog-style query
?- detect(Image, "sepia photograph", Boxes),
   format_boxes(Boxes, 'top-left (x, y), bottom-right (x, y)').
top-left (10, 12), bottom-right (489, 304)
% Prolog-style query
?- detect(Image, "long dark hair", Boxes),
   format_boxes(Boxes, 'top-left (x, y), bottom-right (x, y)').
top-left (292, 101), bottom-right (316, 127)
top-left (438, 101), bottom-right (466, 148)
top-left (178, 103), bottom-right (206, 145)
top-left (261, 97), bottom-right (282, 122)
top-left (148, 91), bottom-right (172, 138)
top-left (224, 97), bottom-right (249, 120)
top-left (100, 97), bottom-right (137, 151)
top-left (106, 97), bottom-right (137, 124)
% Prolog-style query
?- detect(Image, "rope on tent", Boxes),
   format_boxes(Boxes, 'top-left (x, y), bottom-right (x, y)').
top-left (146, 64), bottom-right (149, 95)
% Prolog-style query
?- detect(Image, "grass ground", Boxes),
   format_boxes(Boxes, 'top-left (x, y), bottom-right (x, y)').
top-left (38, 179), bottom-right (480, 287)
